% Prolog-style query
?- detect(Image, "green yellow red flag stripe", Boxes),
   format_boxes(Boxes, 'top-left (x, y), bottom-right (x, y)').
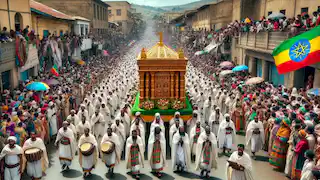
top-left (272, 26), bottom-right (320, 74)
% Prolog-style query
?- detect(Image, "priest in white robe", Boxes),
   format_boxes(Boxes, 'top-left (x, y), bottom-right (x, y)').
top-left (55, 121), bottom-right (76, 170)
top-left (130, 118), bottom-right (145, 146)
top-left (47, 101), bottom-right (58, 136)
top-left (150, 113), bottom-right (165, 133)
top-left (91, 110), bottom-right (105, 139)
top-left (22, 132), bottom-right (49, 179)
top-left (111, 118), bottom-right (126, 152)
top-left (195, 126), bottom-right (218, 178)
top-left (217, 114), bottom-right (236, 156)
top-left (209, 107), bottom-right (223, 136)
top-left (169, 119), bottom-right (180, 147)
top-left (100, 102), bottom-right (112, 127)
top-left (101, 128), bottom-right (121, 175)
top-left (148, 126), bottom-right (166, 178)
top-left (78, 128), bottom-right (98, 177)
top-left (172, 127), bottom-right (191, 172)
top-left (226, 144), bottom-right (254, 180)
top-left (186, 110), bottom-right (200, 135)
top-left (203, 96), bottom-right (213, 123)
top-left (85, 98), bottom-right (95, 119)
top-left (126, 130), bottom-right (144, 179)
top-left (120, 110), bottom-right (131, 137)
top-left (0, 136), bottom-right (22, 180)
top-left (77, 104), bottom-right (89, 125)
top-left (245, 117), bottom-right (265, 159)
top-left (66, 110), bottom-right (80, 126)
top-left (76, 116), bottom-right (91, 139)
top-left (190, 121), bottom-right (204, 160)
top-left (169, 112), bottom-right (184, 127)
top-left (133, 112), bottom-right (146, 132)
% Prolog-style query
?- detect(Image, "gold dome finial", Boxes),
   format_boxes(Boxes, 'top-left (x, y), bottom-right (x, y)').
top-left (141, 48), bottom-right (147, 59)
top-left (158, 32), bottom-right (163, 46)
top-left (178, 48), bottom-right (184, 59)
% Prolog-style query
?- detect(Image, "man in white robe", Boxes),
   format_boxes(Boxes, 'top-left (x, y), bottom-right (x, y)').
top-left (101, 128), bottom-right (121, 176)
top-left (148, 126), bottom-right (166, 178)
top-left (226, 144), bottom-right (254, 180)
top-left (111, 118), bottom-right (126, 152)
top-left (150, 113), bottom-right (165, 133)
top-left (186, 110), bottom-right (200, 135)
top-left (76, 116), bottom-right (91, 139)
top-left (77, 104), bottom-right (89, 125)
top-left (91, 110), bottom-right (105, 139)
top-left (169, 119), bottom-right (180, 148)
top-left (203, 96), bottom-right (213, 123)
top-left (172, 127), bottom-right (191, 172)
top-left (78, 128), bottom-right (98, 177)
top-left (0, 136), bottom-right (22, 180)
top-left (196, 92), bottom-right (205, 114)
top-left (169, 112), bottom-right (184, 127)
top-left (66, 110), bottom-right (80, 126)
top-left (130, 118), bottom-right (145, 146)
top-left (209, 107), bottom-right (223, 136)
top-left (301, 150), bottom-right (315, 180)
top-left (22, 132), bottom-right (49, 179)
top-left (55, 121), bottom-right (76, 170)
top-left (126, 130), bottom-right (144, 179)
top-left (133, 112), bottom-right (146, 132)
top-left (47, 101), bottom-right (58, 136)
top-left (190, 121), bottom-right (204, 160)
top-left (217, 114), bottom-right (236, 156)
top-left (120, 110), bottom-right (131, 137)
top-left (100, 102), bottom-right (112, 127)
top-left (219, 90), bottom-right (227, 114)
top-left (85, 98), bottom-right (95, 119)
top-left (195, 126), bottom-right (218, 178)
top-left (245, 117), bottom-right (265, 159)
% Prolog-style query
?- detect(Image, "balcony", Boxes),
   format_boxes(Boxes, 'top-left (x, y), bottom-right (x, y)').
top-left (0, 42), bottom-right (16, 63)
top-left (237, 31), bottom-right (289, 54)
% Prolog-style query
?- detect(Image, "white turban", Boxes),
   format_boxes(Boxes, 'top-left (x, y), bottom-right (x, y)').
top-left (155, 113), bottom-right (160, 117)
top-left (135, 112), bottom-right (141, 116)
top-left (174, 111), bottom-right (180, 116)
top-left (224, 114), bottom-right (230, 118)
top-left (8, 136), bottom-right (17, 142)
top-left (48, 101), bottom-right (54, 107)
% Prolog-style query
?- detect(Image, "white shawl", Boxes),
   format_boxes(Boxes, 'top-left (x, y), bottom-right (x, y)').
top-left (217, 120), bottom-right (236, 149)
top-left (172, 133), bottom-right (191, 171)
top-left (195, 132), bottom-right (218, 170)
top-left (125, 136), bottom-right (144, 169)
top-left (227, 151), bottom-right (254, 180)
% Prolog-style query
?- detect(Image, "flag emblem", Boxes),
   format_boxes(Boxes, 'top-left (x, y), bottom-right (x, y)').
top-left (289, 39), bottom-right (310, 62)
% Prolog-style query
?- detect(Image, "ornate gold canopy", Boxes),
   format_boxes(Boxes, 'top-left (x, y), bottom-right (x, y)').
top-left (137, 32), bottom-right (185, 60)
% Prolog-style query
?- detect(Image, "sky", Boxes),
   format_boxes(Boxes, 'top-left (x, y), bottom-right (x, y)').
top-left (106, 0), bottom-right (200, 7)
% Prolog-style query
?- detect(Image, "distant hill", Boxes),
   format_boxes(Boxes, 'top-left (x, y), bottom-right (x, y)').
top-left (160, 0), bottom-right (218, 11)
top-left (132, 4), bottom-right (166, 19)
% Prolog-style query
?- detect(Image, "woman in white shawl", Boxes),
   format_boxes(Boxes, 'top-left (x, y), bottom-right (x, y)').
top-left (55, 121), bottom-right (76, 170)
top-left (148, 126), bottom-right (166, 178)
top-left (125, 130), bottom-right (144, 179)
top-left (226, 144), bottom-right (254, 180)
top-left (209, 107), bottom-right (223, 136)
top-left (150, 113), bottom-right (165, 134)
top-left (172, 127), bottom-right (191, 172)
top-left (195, 126), bottom-right (218, 178)
top-left (217, 114), bottom-right (236, 156)
top-left (245, 117), bottom-right (265, 159)
top-left (0, 136), bottom-right (23, 180)
top-left (22, 132), bottom-right (49, 179)
top-left (78, 128), bottom-right (98, 177)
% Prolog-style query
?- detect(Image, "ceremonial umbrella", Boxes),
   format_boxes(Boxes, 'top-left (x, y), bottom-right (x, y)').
top-left (267, 12), bottom-right (285, 20)
top-left (245, 77), bottom-right (264, 85)
top-left (219, 61), bottom-right (234, 67)
top-left (43, 79), bottom-right (59, 86)
top-left (244, 18), bottom-right (251, 23)
top-left (232, 65), bottom-right (248, 72)
top-left (307, 88), bottom-right (320, 96)
top-left (219, 70), bottom-right (234, 77)
top-left (26, 82), bottom-right (50, 91)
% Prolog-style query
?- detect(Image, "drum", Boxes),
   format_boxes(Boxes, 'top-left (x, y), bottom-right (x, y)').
top-left (80, 143), bottom-right (94, 156)
top-left (25, 148), bottom-right (42, 162)
top-left (101, 141), bottom-right (115, 154)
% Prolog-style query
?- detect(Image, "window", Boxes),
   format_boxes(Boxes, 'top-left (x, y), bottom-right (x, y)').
top-left (80, 25), bottom-right (84, 35)
top-left (116, 9), bottom-right (121, 16)
top-left (268, 11), bottom-right (272, 16)
top-left (301, 7), bottom-right (308, 14)
top-left (108, 10), bottom-right (111, 15)
top-left (60, 30), bottom-right (63, 36)
top-left (85, 25), bottom-right (88, 35)
top-left (14, 13), bottom-right (23, 31)
top-left (94, 4), bottom-right (96, 18)
top-left (280, 9), bottom-right (286, 15)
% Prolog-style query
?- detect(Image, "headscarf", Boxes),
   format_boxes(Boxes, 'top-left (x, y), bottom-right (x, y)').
top-left (276, 118), bottom-right (291, 138)
top-left (298, 129), bottom-right (307, 138)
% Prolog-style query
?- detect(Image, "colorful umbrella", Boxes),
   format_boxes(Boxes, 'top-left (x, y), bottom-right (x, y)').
top-left (267, 12), bottom-right (285, 20)
top-left (245, 77), bottom-right (264, 85)
top-left (232, 65), bottom-right (249, 72)
top-left (43, 79), bottom-right (59, 86)
top-left (307, 88), bottom-right (320, 96)
top-left (76, 59), bottom-right (86, 65)
top-left (26, 82), bottom-right (50, 91)
top-left (219, 61), bottom-right (234, 67)
top-left (219, 70), bottom-right (234, 77)
top-left (244, 18), bottom-right (251, 23)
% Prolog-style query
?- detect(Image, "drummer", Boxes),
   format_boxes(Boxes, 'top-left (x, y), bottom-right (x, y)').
top-left (22, 132), bottom-right (49, 180)
top-left (78, 128), bottom-right (98, 178)
top-left (0, 136), bottom-right (23, 180)
top-left (100, 127), bottom-right (121, 176)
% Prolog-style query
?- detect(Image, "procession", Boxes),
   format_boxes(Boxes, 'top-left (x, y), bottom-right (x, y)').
top-left (1, 0), bottom-right (320, 179)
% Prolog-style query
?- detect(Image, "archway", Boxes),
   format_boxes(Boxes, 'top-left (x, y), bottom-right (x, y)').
top-left (14, 13), bottom-right (23, 31)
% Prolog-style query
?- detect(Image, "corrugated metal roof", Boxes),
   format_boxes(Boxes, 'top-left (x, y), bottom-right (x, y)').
top-left (30, 0), bottom-right (73, 20)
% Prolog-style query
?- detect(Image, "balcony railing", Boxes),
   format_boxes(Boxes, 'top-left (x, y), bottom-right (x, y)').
top-left (0, 42), bottom-right (15, 63)
top-left (237, 31), bottom-right (289, 53)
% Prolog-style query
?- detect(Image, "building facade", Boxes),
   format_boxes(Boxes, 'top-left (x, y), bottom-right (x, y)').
top-left (105, 1), bottom-right (133, 35)
top-left (231, 0), bottom-right (320, 88)
top-left (37, 0), bottom-right (109, 34)
top-left (163, 12), bottom-right (183, 24)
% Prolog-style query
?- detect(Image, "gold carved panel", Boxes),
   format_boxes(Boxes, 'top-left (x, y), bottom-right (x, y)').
top-left (155, 72), bottom-right (170, 98)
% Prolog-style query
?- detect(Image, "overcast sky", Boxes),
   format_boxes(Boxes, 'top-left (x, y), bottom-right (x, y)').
top-left (106, 0), bottom-right (200, 7)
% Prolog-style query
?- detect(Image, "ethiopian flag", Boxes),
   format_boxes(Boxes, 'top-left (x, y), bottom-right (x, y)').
top-left (50, 64), bottom-right (59, 76)
top-left (272, 26), bottom-right (320, 74)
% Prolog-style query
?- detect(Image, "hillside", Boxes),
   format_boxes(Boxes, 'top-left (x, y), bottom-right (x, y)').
top-left (132, 4), bottom-right (166, 19)
top-left (160, 0), bottom-right (217, 11)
